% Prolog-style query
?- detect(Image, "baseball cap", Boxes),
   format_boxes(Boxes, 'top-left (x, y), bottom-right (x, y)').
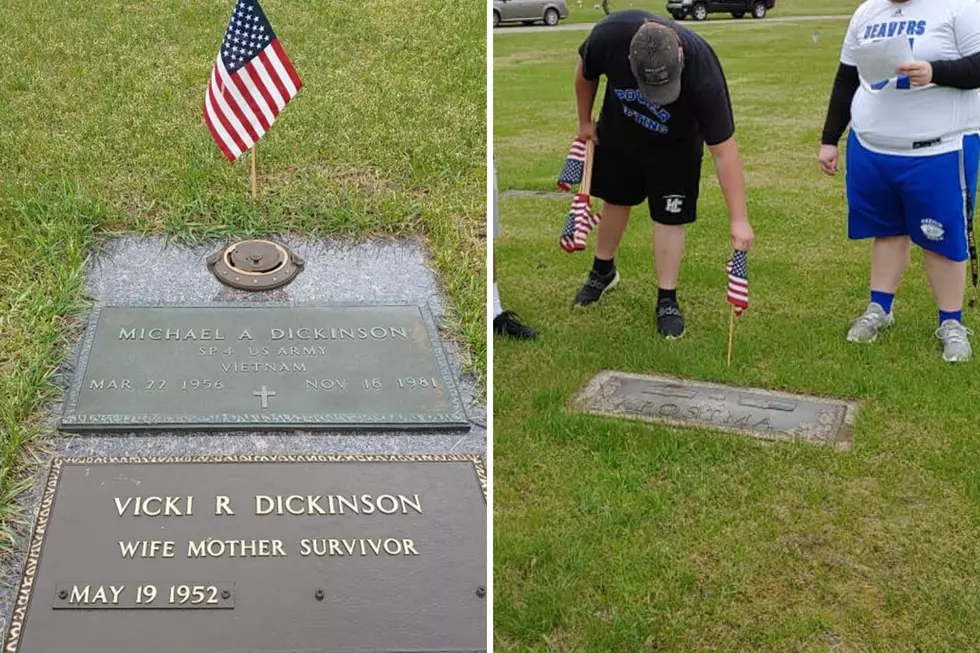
top-left (629, 22), bottom-right (682, 106)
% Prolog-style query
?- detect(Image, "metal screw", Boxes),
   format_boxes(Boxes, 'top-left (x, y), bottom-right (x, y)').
top-left (314, 589), bottom-right (324, 601)
top-left (476, 586), bottom-right (486, 598)
top-left (221, 590), bottom-right (231, 600)
top-left (58, 589), bottom-right (68, 599)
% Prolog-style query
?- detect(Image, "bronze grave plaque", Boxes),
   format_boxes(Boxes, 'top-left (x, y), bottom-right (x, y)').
top-left (59, 304), bottom-right (469, 432)
top-left (572, 371), bottom-right (856, 450)
top-left (4, 455), bottom-right (488, 653)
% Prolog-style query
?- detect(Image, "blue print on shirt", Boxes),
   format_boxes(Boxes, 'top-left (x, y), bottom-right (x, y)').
top-left (614, 87), bottom-right (671, 134)
top-left (863, 19), bottom-right (926, 40)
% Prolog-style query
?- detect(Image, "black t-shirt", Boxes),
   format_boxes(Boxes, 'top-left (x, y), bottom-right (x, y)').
top-left (578, 10), bottom-right (735, 153)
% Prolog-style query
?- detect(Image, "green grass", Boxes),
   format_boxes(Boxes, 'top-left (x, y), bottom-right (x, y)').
top-left (493, 22), bottom-right (980, 652)
top-left (0, 0), bottom-right (485, 550)
top-left (550, 0), bottom-right (860, 25)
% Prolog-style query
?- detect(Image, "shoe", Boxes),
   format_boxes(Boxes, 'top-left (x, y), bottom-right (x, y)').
top-left (573, 269), bottom-right (619, 307)
top-left (936, 319), bottom-right (972, 362)
top-left (657, 297), bottom-right (685, 339)
top-left (846, 302), bottom-right (894, 343)
top-left (493, 310), bottom-right (538, 340)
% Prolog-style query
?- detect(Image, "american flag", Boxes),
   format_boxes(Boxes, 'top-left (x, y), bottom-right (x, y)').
top-left (204, 0), bottom-right (302, 162)
top-left (556, 138), bottom-right (587, 191)
top-left (560, 193), bottom-right (599, 252)
top-left (559, 203), bottom-right (581, 252)
top-left (727, 249), bottom-right (749, 314)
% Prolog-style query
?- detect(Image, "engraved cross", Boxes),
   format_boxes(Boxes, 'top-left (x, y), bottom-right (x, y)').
top-left (253, 385), bottom-right (276, 409)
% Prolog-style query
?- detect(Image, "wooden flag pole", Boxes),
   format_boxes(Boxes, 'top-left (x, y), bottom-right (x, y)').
top-left (250, 145), bottom-right (257, 200)
top-left (581, 138), bottom-right (595, 195)
top-left (726, 305), bottom-right (736, 367)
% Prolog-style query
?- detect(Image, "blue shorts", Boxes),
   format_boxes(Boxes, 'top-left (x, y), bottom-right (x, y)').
top-left (845, 131), bottom-right (979, 262)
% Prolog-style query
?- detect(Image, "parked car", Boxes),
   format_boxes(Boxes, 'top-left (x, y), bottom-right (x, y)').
top-left (666, 0), bottom-right (775, 20)
top-left (493, 0), bottom-right (570, 27)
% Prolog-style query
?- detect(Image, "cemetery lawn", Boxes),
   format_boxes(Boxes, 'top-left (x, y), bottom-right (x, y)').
top-left (0, 0), bottom-right (485, 550)
top-left (493, 22), bottom-right (980, 653)
top-left (557, 0), bottom-right (861, 25)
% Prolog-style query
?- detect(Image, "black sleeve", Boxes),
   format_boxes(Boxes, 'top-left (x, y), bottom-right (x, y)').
top-left (931, 52), bottom-right (980, 89)
top-left (690, 52), bottom-right (735, 146)
top-left (578, 26), bottom-right (607, 80)
top-left (820, 62), bottom-right (859, 146)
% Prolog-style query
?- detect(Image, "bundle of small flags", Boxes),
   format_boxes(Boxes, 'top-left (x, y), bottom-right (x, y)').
top-left (556, 137), bottom-right (587, 191)
top-left (556, 137), bottom-right (600, 252)
top-left (726, 249), bottom-right (749, 314)
top-left (560, 193), bottom-right (599, 252)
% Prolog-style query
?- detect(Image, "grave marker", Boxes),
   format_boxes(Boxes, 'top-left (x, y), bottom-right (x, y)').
top-left (572, 371), bottom-right (856, 450)
top-left (4, 455), bottom-right (487, 653)
top-left (60, 304), bottom-right (469, 432)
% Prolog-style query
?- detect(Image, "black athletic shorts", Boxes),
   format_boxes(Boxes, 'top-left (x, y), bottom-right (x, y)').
top-left (590, 140), bottom-right (704, 225)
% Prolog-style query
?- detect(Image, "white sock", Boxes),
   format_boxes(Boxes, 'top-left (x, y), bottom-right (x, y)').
top-left (492, 283), bottom-right (503, 318)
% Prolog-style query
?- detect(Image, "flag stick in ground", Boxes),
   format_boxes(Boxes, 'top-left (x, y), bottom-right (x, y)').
top-left (251, 145), bottom-right (257, 199)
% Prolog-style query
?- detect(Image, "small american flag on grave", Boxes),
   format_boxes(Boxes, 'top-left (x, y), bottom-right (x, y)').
top-left (204, 0), bottom-right (302, 161)
top-left (727, 249), bottom-right (749, 315)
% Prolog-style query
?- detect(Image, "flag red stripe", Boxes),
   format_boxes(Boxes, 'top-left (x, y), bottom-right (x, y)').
top-left (264, 44), bottom-right (298, 98)
top-left (243, 59), bottom-right (282, 118)
top-left (215, 75), bottom-right (260, 144)
top-left (204, 79), bottom-right (244, 160)
top-left (236, 66), bottom-right (278, 126)
top-left (249, 55), bottom-right (285, 110)
top-left (208, 66), bottom-right (256, 150)
top-left (216, 60), bottom-right (270, 135)
top-left (229, 70), bottom-right (272, 132)
top-left (208, 82), bottom-right (247, 153)
top-left (258, 50), bottom-right (291, 105)
top-left (271, 38), bottom-right (302, 90)
top-left (203, 100), bottom-right (236, 161)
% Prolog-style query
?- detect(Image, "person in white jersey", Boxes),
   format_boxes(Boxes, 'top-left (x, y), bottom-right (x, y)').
top-left (818, 0), bottom-right (980, 362)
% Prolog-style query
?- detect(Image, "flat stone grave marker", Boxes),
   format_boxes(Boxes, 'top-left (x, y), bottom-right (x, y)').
top-left (4, 454), bottom-right (487, 653)
top-left (572, 371), bottom-right (856, 450)
top-left (60, 304), bottom-right (469, 432)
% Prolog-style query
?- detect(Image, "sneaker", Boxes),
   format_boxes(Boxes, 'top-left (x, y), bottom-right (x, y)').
top-left (573, 269), bottom-right (619, 307)
top-left (657, 297), bottom-right (685, 339)
top-left (936, 319), bottom-right (972, 362)
top-left (493, 310), bottom-right (538, 340)
top-left (846, 302), bottom-right (894, 343)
